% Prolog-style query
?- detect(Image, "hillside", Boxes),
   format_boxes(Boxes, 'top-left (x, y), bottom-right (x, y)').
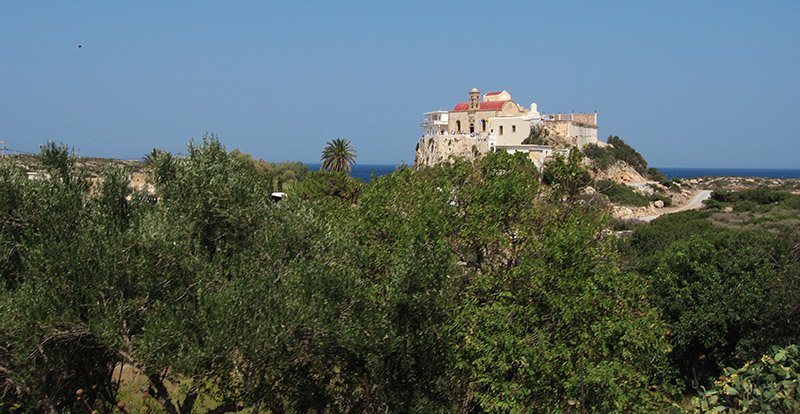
top-left (580, 136), bottom-right (688, 219)
top-left (3, 153), bottom-right (144, 177)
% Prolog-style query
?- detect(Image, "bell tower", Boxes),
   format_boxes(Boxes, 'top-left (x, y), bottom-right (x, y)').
top-left (468, 87), bottom-right (480, 110)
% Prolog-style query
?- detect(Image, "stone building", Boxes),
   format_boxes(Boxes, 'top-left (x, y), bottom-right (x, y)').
top-left (542, 113), bottom-right (599, 148)
top-left (446, 88), bottom-right (529, 135)
top-left (416, 88), bottom-right (600, 168)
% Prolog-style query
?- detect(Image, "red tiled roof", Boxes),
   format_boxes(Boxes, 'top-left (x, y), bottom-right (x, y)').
top-left (452, 101), bottom-right (509, 112)
top-left (485, 91), bottom-right (503, 96)
top-left (478, 101), bottom-right (507, 111)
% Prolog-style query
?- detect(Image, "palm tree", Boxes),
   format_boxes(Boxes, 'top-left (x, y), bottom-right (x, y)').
top-left (320, 138), bottom-right (356, 173)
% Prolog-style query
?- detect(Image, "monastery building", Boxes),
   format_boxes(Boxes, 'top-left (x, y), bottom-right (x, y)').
top-left (416, 88), bottom-right (601, 167)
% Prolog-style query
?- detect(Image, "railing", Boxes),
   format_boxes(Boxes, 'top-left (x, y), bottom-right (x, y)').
top-left (421, 132), bottom-right (490, 139)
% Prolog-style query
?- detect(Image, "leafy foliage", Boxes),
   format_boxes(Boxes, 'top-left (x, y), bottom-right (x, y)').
top-left (521, 124), bottom-right (554, 146)
top-left (583, 136), bottom-right (661, 179)
top-left (39, 141), bottom-right (77, 184)
top-left (0, 140), bottom-right (689, 412)
top-left (595, 179), bottom-right (651, 207)
top-left (624, 195), bottom-right (800, 397)
top-left (292, 170), bottom-right (362, 204)
top-left (710, 187), bottom-right (799, 211)
top-left (542, 150), bottom-right (592, 201)
top-left (648, 232), bottom-right (780, 389)
top-left (693, 344), bottom-right (800, 413)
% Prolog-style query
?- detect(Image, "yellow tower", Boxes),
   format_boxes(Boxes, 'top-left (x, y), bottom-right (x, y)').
top-left (468, 87), bottom-right (480, 110)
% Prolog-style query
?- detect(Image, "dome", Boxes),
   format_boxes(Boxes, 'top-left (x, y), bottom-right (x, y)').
top-left (470, 87), bottom-right (479, 93)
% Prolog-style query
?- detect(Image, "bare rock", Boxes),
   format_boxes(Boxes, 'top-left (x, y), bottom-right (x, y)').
top-left (592, 161), bottom-right (647, 183)
top-left (653, 200), bottom-right (665, 208)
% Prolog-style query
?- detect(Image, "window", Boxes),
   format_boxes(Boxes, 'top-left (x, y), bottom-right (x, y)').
top-left (512, 125), bottom-right (517, 133)
top-left (499, 126), bottom-right (504, 135)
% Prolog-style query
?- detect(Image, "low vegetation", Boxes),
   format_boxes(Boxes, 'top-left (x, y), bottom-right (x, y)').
top-left (521, 124), bottom-right (557, 146)
top-left (595, 179), bottom-right (651, 207)
top-left (1, 137), bottom-right (798, 412)
top-left (583, 135), bottom-right (670, 183)
top-left (622, 189), bottom-right (800, 407)
top-left (693, 344), bottom-right (799, 413)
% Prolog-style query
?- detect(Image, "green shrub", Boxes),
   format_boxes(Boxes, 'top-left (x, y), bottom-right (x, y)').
top-left (623, 209), bottom-right (714, 270)
top-left (784, 195), bottom-right (800, 210)
top-left (521, 124), bottom-right (552, 145)
top-left (581, 143), bottom-right (606, 159)
top-left (693, 344), bottom-right (800, 413)
top-left (582, 136), bottom-right (659, 180)
top-left (703, 199), bottom-right (725, 210)
top-left (713, 188), bottom-right (788, 205)
top-left (733, 200), bottom-right (758, 212)
top-left (606, 136), bottom-right (648, 174)
top-left (648, 232), bottom-right (780, 390)
top-left (745, 212), bottom-right (800, 225)
top-left (582, 144), bottom-right (614, 171)
top-left (291, 170), bottom-right (363, 204)
top-left (648, 167), bottom-right (667, 183)
top-left (595, 179), bottom-right (650, 207)
top-left (649, 193), bottom-right (673, 207)
top-left (542, 150), bottom-right (591, 200)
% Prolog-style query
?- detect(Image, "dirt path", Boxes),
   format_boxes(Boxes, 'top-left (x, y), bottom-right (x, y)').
top-left (639, 190), bottom-right (713, 222)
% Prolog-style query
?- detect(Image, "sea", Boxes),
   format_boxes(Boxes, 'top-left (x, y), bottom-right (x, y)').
top-left (307, 164), bottom-right (800, 182)
top-left (305, 164), bottom-right (400, 183)
top-left (658, 168), bottom-right (800, 180)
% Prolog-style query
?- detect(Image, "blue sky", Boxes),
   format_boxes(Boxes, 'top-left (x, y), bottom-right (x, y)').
top-left (1, 1), bottom-right (798, 168)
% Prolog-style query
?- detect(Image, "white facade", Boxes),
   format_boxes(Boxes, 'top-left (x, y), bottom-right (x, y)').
top-left (487, 116), bottom-right (531, 146)
top-left (421, 111), bottom-right (449, 137)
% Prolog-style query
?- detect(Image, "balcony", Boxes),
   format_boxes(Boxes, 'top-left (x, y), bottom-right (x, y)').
top-left (420, 119), bottom-right (449, 127)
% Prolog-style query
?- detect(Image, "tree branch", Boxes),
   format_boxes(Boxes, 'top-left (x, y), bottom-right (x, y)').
top-left (146, 371), bottom-right (178, 414)
top-left (206, 400), bottom-right (242, 414)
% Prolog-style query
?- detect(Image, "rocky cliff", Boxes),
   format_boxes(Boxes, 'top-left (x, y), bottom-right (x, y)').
top-left (415, 135), bottom-right (490, 166)
top-left (590, 160), bottom-right (647, 183)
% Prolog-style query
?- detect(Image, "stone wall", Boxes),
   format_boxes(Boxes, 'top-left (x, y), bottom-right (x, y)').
top-left (543, 120), bottom-right (598, 148)
top-left (547, 113), bottom-right (597, 127)
top-left (415, 134), bottom-right (490, 166)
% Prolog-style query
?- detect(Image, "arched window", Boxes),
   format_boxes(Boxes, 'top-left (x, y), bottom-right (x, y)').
top-left (456, 120), bottom-right (461, 133)
top-left (470, 123), bottom-right (475, 133)
top-left (481, 119), bottom-right (486, 132)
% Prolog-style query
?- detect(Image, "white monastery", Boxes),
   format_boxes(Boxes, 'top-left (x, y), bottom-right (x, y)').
top-left (416, 88), bottom-right (602, 168)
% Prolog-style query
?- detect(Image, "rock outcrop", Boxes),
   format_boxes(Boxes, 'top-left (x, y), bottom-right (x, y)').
top-left (591, 160), bottom-right (646, 183)
top-left (415, 135), bottom-right (489, 166)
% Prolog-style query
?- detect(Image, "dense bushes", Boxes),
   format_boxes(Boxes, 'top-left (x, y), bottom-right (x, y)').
top-left (583, 136), bottom-right (668, 182)
top-left (624, 202), bottom-right (800, 399)
top-left (521, 124), bottom-right (554, 146)
top-left (595, 179), bottom-right (651, 207)
top-left (3, 138), bottom-right (797, 412)
top-left (706, 188), bottom-right (800, 215)
top-left (648, 232), bottom-right (781, 389)
top-left (694, 344), bottom-right (800, 413)
top-left (0, 141), bottom-right (675, 412)
top-left (711, 187), bottom-right (790, 204)
top-left (583, 136), bottom-right (647, 174)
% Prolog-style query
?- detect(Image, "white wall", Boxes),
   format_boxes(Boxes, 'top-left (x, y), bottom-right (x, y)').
top-left (488, 116), bottom-right (531, 146)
